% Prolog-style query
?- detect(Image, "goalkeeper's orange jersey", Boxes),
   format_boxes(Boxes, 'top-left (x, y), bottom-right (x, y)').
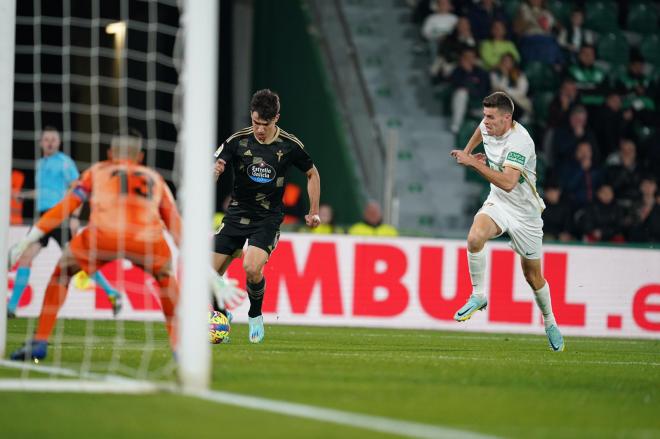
top-left (37, 159), bottom-right (181, 245)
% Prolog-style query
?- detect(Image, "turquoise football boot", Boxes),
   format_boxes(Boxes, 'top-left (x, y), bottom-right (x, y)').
top-left (453, 294), bottom-right (488, 322)
top-left (248, 315), bottom-right (264, 343)
top-left (545, 324), bottom-right (565, 352)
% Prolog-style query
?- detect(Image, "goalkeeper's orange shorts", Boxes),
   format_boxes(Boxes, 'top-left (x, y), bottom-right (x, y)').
top-left (69, 227), bottom-right (172, 276)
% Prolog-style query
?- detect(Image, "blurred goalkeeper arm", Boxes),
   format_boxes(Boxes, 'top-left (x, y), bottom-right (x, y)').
top-left (209, 268), bottom-right (247, 309)
top-left (159, 179), bottom-right (182, 247)
top-left (8, 191), bottom-right (83, 267)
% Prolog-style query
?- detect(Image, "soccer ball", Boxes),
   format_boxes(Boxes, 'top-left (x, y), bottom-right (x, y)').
top-left (209, 311), bottom-right (230, 344)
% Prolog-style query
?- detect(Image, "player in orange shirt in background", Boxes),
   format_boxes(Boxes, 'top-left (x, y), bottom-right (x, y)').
top-left (9, 129), bottom-right (182, 361)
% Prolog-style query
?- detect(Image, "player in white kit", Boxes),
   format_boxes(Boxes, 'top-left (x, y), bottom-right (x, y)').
top-left (450, 92), bottom-right (565, 351)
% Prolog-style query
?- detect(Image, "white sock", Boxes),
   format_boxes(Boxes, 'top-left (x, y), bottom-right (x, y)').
top-left (468, 248), bottom-right (487, 298)
top-left (534, 282), bottom-right (557, 329)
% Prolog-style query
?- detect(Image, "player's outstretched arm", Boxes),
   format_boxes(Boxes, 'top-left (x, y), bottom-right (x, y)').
top-left (462, 126), bottom-right (483, 154)
top-left (304, 165), bottom-right (321, 228)
top-left (450, 150), bottom-right (521, 192)
top-left (159, 182), bottom-right (182, 247)
top-left (8, 191), bottom-right (83, 267)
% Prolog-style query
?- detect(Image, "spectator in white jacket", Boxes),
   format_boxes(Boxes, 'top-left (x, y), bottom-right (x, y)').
top-left (422, 0), bottom-right (458, 42)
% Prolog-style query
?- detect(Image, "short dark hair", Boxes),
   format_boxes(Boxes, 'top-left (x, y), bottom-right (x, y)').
top-left (111, 128), bottom-right (143, 149)
top-left (483, 91), bottom-right (514, 114)
top-left (250, 89), bottom-right (280, 121)
top-left (42, 125), bottom-right (59, 133)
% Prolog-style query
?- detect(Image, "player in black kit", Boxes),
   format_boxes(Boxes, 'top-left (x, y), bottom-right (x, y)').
top-left (212, 89), bottom-right (321, 343)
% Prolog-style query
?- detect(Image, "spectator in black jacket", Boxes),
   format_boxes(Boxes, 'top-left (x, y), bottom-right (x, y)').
top-left (628, 176), bottom-right (660, 242)
top-left (592, 92), bottom-right (634, 160)
top-left (430, 16), bottom-right (477, 80)
top-left (542, 182), bottom-right (574, 242)
top-left (546, 78), bottom-right (579, 129)
top-left (577, 184), bottom-right (627, 243)
top-left (560, 140), bottom-right (603, 209)
top-left (448, 47), bottom-right (490, 133)
top-left (551, 104), bottom-right (599, 166)
top-left (605, 139), bottom-right (642, 208)
top-left (467, 0), bottom-right (508, 41)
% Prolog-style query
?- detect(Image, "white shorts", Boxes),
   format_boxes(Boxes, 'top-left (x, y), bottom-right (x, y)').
top-left (477, 200), bottom-right (543, 259)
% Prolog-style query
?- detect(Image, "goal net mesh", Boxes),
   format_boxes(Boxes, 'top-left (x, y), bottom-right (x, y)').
top-left (6, 0), bottom-right (185, 387)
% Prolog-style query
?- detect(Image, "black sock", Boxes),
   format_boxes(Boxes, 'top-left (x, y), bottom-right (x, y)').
top-left (247, 277), bottom-right (266, 318)
top-left (211, 294), bottom-right (222, 313)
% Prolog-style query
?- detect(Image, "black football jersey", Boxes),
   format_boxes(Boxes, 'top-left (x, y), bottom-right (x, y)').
top-left (214, 126), bottom-right (314, 224)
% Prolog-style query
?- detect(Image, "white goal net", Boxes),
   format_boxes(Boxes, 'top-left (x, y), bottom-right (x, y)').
top-left (1, 0), bottom-right (216, 392)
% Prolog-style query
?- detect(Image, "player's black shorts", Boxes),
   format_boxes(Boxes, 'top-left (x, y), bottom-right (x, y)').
top-left (36, 210), bottom-right (72, 248)
top-left (213, 216), bottom-right (281, 256)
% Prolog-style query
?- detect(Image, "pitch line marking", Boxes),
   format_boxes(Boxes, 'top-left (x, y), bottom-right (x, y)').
top-left (0, 360), bottom-right (498, 439)
top-left (191, 389), bottom-right (500, 439)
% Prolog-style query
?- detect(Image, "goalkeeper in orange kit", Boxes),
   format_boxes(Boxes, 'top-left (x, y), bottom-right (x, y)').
top-left (8, 129), bottom-right (244, 361)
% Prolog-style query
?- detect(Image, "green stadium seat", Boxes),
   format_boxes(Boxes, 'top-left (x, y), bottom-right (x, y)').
top-left (532, 91), bottom-right (555, 123)
top-left (596, 32), bottom-right (629, 65)
top-left (524, 62), bottom-right (559, 92)
top-left (607, 64), bottom-right (628, 88)
top-left (502, 0), bottom-right (521, 21)
top-left (547, 0), bottom-right (572, 27)
top-left (585, 1), bottom-right (619, 33)
top-left (640, 34), bottom-right (660, 67)
top-left (627, 3), bottom-right (659, 35)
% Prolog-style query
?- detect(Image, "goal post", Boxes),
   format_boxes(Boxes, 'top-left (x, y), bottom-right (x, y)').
top-left (0, 0), bottom-right (16, 360)
top-left (177, 0), bottom-right (219, 392)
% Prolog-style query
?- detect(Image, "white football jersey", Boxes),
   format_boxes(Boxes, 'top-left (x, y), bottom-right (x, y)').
top-left (479, 120), bottom-right (545, 219)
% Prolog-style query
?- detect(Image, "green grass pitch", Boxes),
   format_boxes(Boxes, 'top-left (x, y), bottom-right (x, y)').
top-left (1, 318), bottom-right (658, 438)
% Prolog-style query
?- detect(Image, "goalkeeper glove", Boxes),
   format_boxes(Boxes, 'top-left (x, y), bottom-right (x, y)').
top-left (8, 227), bottom-right (45, 268)
top-left (209, 268), bottom-right (247, 310)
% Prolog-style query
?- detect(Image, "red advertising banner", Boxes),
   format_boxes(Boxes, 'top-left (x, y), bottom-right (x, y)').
top-left (7, 227), bottom-right (660, 338)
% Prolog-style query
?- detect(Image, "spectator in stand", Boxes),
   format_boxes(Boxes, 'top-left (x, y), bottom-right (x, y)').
top-left (628, 176), bottom-right (660, 242)
top-left (546, 78), bottom-right (579, 129)
top-left (551, 105), bottom-right (598, 166)
top-left (615, 52), bottom-right (658, 125)
top-left (557, 9), bottom-right (594, 62)
top-left (300, 203), bottom-right (343, 234)
top-left (422, 0), bottom-right (458, 44)
top-left (592, 92), bottom-right (634, 160)
top-left (489, 54), bottom-right (532, 122)
top-left (560, 141), bottom-right (603, 209)
top-left (567, 45), bottom-right (607, 106)
top-left (542, 181), bottom-right (574, 242)
top-left (412, 0), bottom-right (435, 26)
top-left (467, 0), bottom-right (508, 41)
top-left (605, 139), bottom-right (642, 207)
top-left (576, 184), bottom-right (627, 243)
top-left (448, 47), bottom-right (491, 133)
top-left (513, 0), bottom-right (562, 65)
top-left (430, 16), bottom-right (477, 80)
top-left (282, 182), bottom-right (306, 226)
top-left (479, 20), bottom-right (520, 70)
top-left (348, 200), bottom-right (398, 237)
top-left (10, 169), bottom-right (25, 225)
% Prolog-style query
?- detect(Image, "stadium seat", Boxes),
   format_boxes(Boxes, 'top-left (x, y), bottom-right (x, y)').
top-left (596, 32), bottom-right (629, 66)
top-left (626, 3), bottom-right (659, 35)
top-left (585, 1), bottom-right (619, 33)
top-left (524, 62), bottom-right (559, 92)
top-left (502, 0), bottom-right (521, 21)
top-left (533, 91), bottom-right (555, 123)
top-left (640, 34), bottom-right (660, 67)
top-left (607, 64), bottom-right (628, 88)
top-left (547, 0), bottom-right (571, 27)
